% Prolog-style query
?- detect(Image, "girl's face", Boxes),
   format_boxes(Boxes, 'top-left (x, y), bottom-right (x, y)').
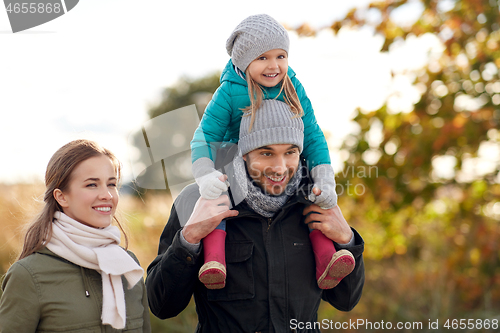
top-left (54, 155), bottom-right (119, 229)
top-left (247, 49), bottom-right (288, 87)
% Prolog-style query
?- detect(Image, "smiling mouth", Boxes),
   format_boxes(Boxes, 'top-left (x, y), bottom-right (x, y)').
top-left (263, 73), bottom-right (279, 78)
top-left (265, 174), bottom-right (286, 183)
top-left (94, 207), bottom-right (111, 212)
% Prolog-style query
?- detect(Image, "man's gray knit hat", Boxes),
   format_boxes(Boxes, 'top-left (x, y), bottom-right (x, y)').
top-left (226, 14), bottom-right (290, 72)
top-left (239, 100), bottom-right (303, 156)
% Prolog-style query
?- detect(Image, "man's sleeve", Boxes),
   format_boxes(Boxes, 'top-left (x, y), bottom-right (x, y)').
top-left (322, 228), bottom-right (365, 311)
top-left (145, 187), bottom-right (203, 319)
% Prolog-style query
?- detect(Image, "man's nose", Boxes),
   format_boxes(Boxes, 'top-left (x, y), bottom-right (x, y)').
top-left (269, 156), bottom-right (287, 174)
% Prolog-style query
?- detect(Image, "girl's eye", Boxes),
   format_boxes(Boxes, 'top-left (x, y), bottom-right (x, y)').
top-left (258, 56), bottom-right (266, 60)
top-left (86, 183), bottom-right (97, 188)
top-left (108, 183), bottom-right (117, 187)
top-left (278, 55), bottom-right (285, 59)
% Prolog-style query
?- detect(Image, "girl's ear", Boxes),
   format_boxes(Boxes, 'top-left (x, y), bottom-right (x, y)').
top-left (53, 189), bottom-right (69, 208)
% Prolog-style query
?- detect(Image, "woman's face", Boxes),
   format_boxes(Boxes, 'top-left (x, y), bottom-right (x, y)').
top-left (55, 155), bottom-right (119, 228)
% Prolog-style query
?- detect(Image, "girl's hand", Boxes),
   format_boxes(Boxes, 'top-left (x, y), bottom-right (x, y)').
top-left (308, 164), bottom-right (337, 209)
top-left (309, 182), bottom-right (337, 209)
top-left (198, 170), bottom-right (229, 200)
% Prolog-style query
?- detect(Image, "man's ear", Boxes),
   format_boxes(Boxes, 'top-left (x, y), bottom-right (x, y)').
top-left (53, 189), bottom-right (69, 208)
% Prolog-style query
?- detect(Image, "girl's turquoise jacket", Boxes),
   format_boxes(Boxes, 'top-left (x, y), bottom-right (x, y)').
top-left (190, 59), bottom-right (330, 169)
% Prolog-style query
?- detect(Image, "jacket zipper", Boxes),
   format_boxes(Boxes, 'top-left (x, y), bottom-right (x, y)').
top-left (266, 217), bottom-right (272, 232)
top-left (80, 266), bottom-right (90, 297)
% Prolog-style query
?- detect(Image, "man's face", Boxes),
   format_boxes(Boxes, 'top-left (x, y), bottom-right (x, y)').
top-left (243, 144), bottom-right (300, 196)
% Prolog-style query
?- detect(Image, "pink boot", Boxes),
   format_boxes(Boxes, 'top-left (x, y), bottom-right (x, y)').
top-left (309, 229), bottom-right (355, 289)
top-left (198, 229), bottom-right (227, 289)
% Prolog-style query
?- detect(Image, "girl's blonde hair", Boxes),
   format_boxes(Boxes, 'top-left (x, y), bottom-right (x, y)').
top-left (244, 71), bottom-right (304, 131)
top-left (18, 139), bottom-right (127, 260)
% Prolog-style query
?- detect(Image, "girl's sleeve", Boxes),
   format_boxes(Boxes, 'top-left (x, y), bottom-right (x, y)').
top-left (0, 262), bottom-right (41, 333)
top-left (191, 81), bottom-right (233, 164)
top-left (293, 77), bottom-right (331, 169)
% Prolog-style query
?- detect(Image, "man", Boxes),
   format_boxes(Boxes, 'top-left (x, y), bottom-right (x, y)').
top-left (146, 100), bottom-right (365, 332)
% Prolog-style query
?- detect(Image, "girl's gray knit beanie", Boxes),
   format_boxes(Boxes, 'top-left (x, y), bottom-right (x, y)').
top-left (226, 14), bottom-right (290, 72)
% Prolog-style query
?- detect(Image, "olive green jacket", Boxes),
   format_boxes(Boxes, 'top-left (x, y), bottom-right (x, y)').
top-left (0, 247), bottom-right (151, 333)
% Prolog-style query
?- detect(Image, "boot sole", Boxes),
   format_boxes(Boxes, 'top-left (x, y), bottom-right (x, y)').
top-left (199, 261), bottom-right (226, 289)
top-left (318, 250), bottom-right (355, 289)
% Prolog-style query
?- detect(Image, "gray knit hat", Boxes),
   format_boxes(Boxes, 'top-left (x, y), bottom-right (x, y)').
top-left (239, 100), bottom-right (303, 156)
top-left (226, 14), bottom-right (290, 72)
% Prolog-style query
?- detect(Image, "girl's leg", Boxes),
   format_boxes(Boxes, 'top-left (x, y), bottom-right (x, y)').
top-left (309, 228), bottom-right (355, 289)
top-left (199, 220), bottom-right (227, 289)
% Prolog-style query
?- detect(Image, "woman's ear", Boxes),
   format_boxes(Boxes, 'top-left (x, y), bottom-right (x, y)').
top-left (53, 189), bottom-right (69, 208)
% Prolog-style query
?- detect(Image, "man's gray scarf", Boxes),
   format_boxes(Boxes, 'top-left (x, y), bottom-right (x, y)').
top-left (232, 150), bottom-right (303, 217)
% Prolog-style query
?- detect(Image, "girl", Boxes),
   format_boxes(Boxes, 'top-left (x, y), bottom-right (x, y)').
top-left (190, 14), bottom-right (353, 290)
top-left (0, 139), bottom-right (151, 332)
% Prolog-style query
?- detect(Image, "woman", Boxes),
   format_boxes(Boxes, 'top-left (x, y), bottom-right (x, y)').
top-left (0, 139), bottom-right (151, 332)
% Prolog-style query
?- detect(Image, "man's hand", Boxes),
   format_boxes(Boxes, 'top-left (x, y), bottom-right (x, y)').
top-left (182, 176), bottom-right (238, 244)
top-left (304, 188), bottom-right (352, 244)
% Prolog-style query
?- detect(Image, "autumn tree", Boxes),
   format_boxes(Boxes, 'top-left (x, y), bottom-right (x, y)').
top-left (309, 0), bottom-right (500, 326)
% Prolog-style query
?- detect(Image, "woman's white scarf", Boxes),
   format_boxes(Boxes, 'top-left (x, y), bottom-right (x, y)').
top-left (46, 211), bottom-right (144, 329)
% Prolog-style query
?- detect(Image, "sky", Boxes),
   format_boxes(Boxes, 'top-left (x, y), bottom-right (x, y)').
top-left (0, 0), bottom-right (434, 185)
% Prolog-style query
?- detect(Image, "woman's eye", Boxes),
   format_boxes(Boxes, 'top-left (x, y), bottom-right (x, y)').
top-left (86, 183), bottom-right (97, 188)
top-left (108, 183), bottom-right (117, 187)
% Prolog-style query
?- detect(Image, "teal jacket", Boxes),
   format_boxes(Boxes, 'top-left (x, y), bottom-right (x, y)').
top-left (190, 59), bottom-right (330, 169)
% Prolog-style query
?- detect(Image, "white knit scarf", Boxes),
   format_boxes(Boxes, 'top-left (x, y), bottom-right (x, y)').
top-left (46, 211), bottom-right (144, 329)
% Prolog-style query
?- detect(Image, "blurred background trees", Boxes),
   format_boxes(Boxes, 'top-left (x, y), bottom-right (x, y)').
top-left (318, 0), bottom-right (500, 328)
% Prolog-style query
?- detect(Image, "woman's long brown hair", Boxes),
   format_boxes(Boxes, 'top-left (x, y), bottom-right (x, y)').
top-left (18, 139), bottom-right (128, 260)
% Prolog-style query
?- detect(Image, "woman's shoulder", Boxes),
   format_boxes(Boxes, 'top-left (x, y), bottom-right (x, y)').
top-left (5, 249), bottom-right (62, 281)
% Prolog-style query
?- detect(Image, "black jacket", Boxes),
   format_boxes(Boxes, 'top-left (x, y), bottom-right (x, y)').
top-left (146, 152), bottom-right (365, 333)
